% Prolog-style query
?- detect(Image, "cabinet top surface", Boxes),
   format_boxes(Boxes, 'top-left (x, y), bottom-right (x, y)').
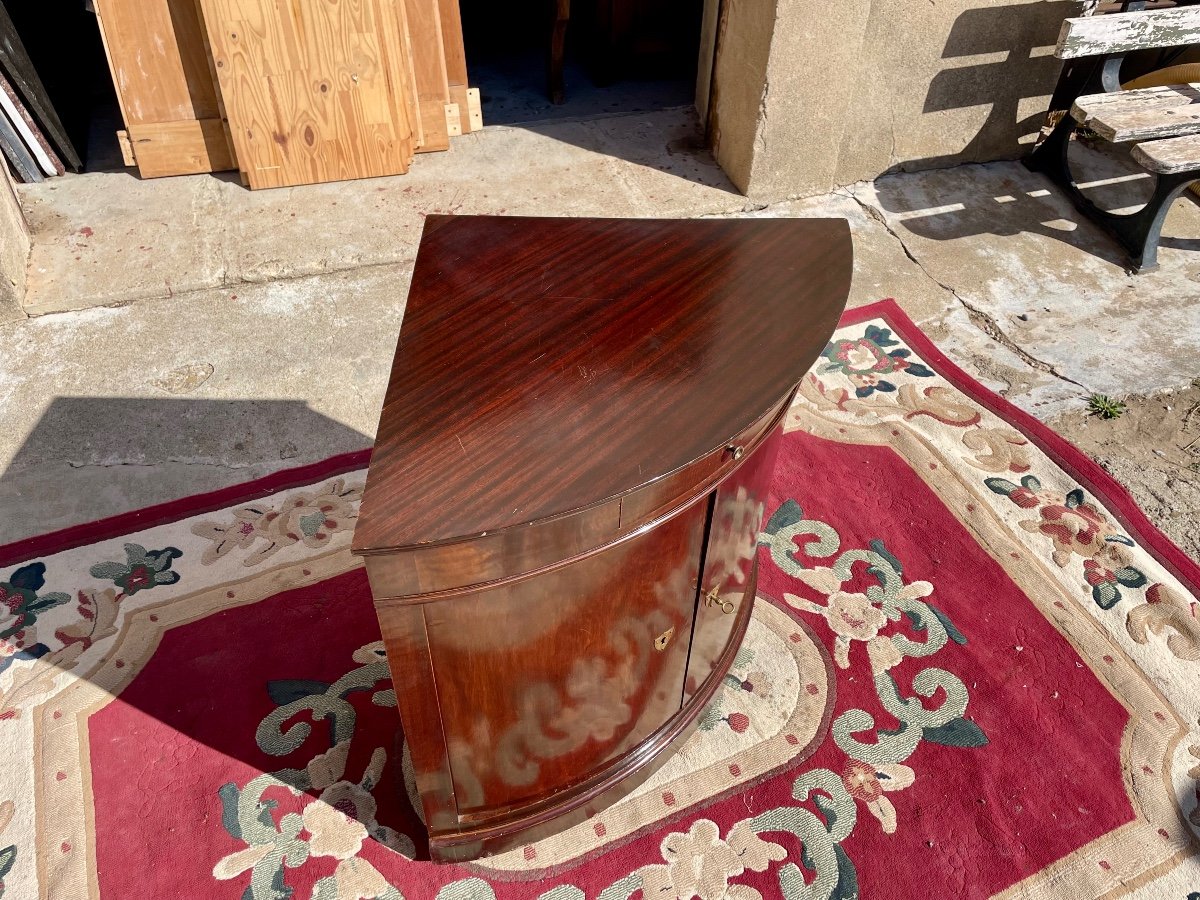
top-left (353, 215), bottom-right (852, 553)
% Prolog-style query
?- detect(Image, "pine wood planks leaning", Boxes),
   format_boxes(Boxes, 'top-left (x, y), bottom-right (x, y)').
top-left (198, 0), bottom-right (419, 189)
top-left (91, 0), bottom-right (234, 178)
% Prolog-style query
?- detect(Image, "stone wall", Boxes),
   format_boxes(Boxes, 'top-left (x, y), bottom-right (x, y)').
top-left (1, 164), bottom-right (28, 318)
top-left (710, 0), bottom-right (1074, 201)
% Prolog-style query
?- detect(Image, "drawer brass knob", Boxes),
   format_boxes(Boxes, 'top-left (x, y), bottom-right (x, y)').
top-left (654, 626), bottom-right (675, 651)
top-left (727, 444), bottom-right (745, 460)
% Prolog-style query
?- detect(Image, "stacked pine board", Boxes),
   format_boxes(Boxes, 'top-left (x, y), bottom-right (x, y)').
top-left (0, 1), bottom-right (82, 183)
top-left (94, 0), bottom-right (482, 189)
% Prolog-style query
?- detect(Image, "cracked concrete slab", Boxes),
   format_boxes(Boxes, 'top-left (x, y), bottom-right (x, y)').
top-left (734, 189), bottom-right (1087, 410)
top-left (16, 108), bottom-right (740, 314)
top-left (851, 160), bottom-right (1200, 417)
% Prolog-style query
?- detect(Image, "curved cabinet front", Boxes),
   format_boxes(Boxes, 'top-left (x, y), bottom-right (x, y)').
top-left (365, 421), bottom-right (783, 861)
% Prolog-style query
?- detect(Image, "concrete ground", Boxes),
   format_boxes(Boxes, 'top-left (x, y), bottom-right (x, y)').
top-left (1, 107), bottom-right (1198, 560)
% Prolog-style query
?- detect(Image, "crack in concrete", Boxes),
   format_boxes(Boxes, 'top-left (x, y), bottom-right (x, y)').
top-left (838, 187), bottom-right (1090, 391)
top-left (14, 256), bottom-right (417, 320)
top-left (65, 459), bottom-right (257, 470)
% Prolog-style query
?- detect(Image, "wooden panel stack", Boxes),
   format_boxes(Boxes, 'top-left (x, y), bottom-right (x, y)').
top-left (84, 0), bottom-right (481, 188)
top-left (0, 0), bottom-right (81, 183)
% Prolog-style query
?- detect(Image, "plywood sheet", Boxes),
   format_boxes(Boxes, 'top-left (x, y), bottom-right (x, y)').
top-left (198, 0), bottom-right (418, 189)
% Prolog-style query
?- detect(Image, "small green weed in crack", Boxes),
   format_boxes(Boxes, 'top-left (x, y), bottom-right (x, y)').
top-left (1086, 394), bottom-right (1126, 420)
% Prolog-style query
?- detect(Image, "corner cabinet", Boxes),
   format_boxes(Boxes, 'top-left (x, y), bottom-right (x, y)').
top-left (352, 215), bottom-right (852, 861)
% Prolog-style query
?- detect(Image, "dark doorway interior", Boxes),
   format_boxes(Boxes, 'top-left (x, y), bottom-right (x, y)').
top-left (459, 0), bottom-right (703, 126)
top-left (5, 0), bottom-right (122, 172)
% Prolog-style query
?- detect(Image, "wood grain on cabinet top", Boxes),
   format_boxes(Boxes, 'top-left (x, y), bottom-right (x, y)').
top-left (353, 215), bottom-right (852, 554)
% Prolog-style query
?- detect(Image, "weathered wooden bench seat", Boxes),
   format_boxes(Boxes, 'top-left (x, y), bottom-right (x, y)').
top-left (1133, 128), bottom-right (1200, 171)
top-left (1026, 4), bottom-right (1200, 270)
top-left (1075, 82), bottom-right (1200, 140)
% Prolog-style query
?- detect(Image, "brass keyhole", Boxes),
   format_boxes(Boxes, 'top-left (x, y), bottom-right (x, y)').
top-left (654, 626), bottom-right (675, 651)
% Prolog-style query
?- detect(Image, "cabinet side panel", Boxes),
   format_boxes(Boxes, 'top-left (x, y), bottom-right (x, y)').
top-left (421, 496), bottom-right (708, 823)
top-left (372, 602), bottom-right (458, 832)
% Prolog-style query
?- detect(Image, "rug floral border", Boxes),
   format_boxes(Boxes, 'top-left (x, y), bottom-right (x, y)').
top-left (793, 300), bottom-right (1199, 898)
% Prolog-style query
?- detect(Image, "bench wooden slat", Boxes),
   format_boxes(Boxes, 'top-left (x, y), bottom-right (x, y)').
top-left (1057, 7), bottom-right (1200, 59)
top-left (1073, 83), bottom-right (1200, 141)
top-left (1132, 133), bottom-right (1200, 174)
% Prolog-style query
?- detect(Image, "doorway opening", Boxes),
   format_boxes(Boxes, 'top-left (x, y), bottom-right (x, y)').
top-left (458, 0), bottom-right (706, 126)
top-left (3, 0), bottom-right (122, 174)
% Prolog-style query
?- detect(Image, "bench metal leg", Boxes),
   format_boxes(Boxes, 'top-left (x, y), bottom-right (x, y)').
top-left (1025, 115), bottom-right (1197, 271)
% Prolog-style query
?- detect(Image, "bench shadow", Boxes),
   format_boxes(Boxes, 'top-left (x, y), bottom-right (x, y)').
top-left (870, 137), bottom-right (1200, 269)
top-left (912, 1), bottom-right (1075, 171)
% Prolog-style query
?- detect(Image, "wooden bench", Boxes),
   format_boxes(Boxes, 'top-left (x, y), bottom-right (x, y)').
top-left (1026, 3), bottom-right (1200, 270)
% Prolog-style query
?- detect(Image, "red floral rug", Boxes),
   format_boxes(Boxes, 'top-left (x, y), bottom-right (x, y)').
top-left (2, 299), bottom-right (1198, 900)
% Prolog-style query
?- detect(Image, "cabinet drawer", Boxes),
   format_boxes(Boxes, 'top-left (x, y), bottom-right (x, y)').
top-left (619, 393), bottom-right (789, 528)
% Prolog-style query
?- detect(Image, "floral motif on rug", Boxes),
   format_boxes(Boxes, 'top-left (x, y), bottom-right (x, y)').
top-left (0, 299), bottom-right (1197, 900)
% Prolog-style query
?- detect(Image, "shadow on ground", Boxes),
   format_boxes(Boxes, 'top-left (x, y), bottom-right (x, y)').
top-left (870, 139), bottom-right (1200, 267)
top-left (0, 397), bottom-right (372, 546)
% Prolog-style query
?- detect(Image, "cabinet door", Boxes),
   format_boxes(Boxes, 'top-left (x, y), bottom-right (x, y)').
top-left (684, 426), bottom-right (781, 700)
top-left (420, 494), bottom-right (707, 823)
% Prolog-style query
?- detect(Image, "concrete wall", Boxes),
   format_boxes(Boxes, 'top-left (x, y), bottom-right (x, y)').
top-left (1, 164), bottom-right (28, 318)
top-left (710, 0), bottom-right (1073, 201)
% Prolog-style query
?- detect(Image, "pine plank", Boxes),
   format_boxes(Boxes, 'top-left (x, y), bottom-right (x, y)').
top-left (396, 0), bottom-right (426, 147)
top-left (1057, 7), bottom-right (1200, 59)
top-left (191, 0), bottom-right (240, 177)
top-left (1074, 83), bottom-right (1200, 142)
top-left (92, 0), bottom-right (235, 176)
top-left (198, 0), bottom-right (417, 189)
top-left (405, 0), bottom-right (452, 152)
top-left (438, 0), bottom-right (476, 133)
top-left (92, 0), bottom-right (220, 122)
top-left (1132, 133), bottom-right (1200, 174)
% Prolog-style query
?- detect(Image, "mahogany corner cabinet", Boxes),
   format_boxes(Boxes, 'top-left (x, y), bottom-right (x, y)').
top-left (352, 215), bottom-right (852, 862)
